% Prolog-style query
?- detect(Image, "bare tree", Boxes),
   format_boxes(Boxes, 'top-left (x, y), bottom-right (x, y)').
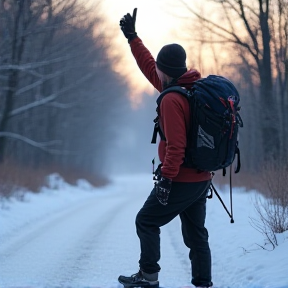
top-left (0, 0), bottom-right (129, 186)
top-left (270, 0), bottom-right (288, 157)
top-left (179, 0), bottom-right (287, 162)
top-left (250, 158), bottom-right (288, 248)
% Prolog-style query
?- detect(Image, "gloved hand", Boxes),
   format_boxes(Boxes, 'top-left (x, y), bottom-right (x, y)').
top-left (155, 176), bottom-right (172, 206)
top-left (153, 163), bottom-right (162, 181)
top-left (119, 8), bottom-right (137, 42)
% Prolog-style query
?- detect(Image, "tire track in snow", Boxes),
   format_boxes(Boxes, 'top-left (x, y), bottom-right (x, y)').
top-left (67, 180), bottom-right (151, 287)
top-left (159, 217), bottom-right (192, 286)
top-left (0, 196), bottom-right (101, 256)
top-left (52, 195), bottom-right (131, 286)
top-left (0, 190), bottom-right (133, 286)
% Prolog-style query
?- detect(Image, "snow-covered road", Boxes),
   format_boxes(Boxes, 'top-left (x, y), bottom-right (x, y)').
top-left (0, 174), bottom-right (288, 288)
top-left (0, 175), bottom-right (193, 287)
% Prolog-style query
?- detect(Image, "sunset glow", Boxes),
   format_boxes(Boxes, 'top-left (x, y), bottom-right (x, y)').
top-left (101, 0), bottom-right (192, 105)
top-left (101, 0), bottom-right (236, 106)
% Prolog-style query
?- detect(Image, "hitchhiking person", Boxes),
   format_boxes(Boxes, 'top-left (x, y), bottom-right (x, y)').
top-left (118, 8), bottom-right (213, 288)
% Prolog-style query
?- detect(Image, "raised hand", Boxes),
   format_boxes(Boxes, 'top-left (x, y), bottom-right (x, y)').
top-left (119, 8), bottom-right (138, 42)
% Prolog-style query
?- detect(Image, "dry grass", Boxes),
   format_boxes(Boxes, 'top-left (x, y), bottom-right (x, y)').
top-left (212, 168), bottom-right (265, 193)
top-left (212, 160), bottom-right (288, 246)
top-left (0, 159), bottom-right (108, 199)
top-left (252, 159), bottom-right (288, 236)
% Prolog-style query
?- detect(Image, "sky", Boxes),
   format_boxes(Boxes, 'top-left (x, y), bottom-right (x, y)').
top-left (1, 174), bottom-right (288, 287)
top-left (86, 0), bottom-right (254, 106)
top-left (100, 0), bottom-right (201, 105)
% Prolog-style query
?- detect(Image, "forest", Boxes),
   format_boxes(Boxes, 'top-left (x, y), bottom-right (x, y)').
top-left (0, 0), bottom-right (287, 204)
top-left (177, 0), bottom-right (287, 194)
top-left (0, 0), bottom-right (130, 195)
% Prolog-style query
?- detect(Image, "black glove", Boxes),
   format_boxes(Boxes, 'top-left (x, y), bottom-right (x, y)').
top-left (155, 176), bottom-right (172, 206)
top-left (153, 163), bottom-right (162, 181)
top-left (119, 8), bottom-right (137, 42)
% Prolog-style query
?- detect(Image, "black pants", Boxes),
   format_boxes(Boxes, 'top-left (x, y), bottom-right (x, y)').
top-left (136, 180), bottom-right (212, 287)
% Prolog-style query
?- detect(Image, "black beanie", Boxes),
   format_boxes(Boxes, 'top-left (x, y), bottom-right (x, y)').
top-left (156, 43), bottom-right (187, 79)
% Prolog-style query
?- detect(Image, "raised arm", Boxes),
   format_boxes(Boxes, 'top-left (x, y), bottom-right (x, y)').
top-left (130, 38), bottom-right (162, 92)
top-left (120, 8), bottom-right (162, 92)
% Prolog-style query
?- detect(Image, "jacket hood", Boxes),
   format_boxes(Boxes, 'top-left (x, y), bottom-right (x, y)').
top-left (177, 69), bottom-right (201, 88)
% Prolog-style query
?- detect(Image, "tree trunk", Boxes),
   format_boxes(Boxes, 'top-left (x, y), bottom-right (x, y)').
top-left (284, 51), bottom-right (288, 158)
top-left (258, 0), bottom-right (280, 161)
top-left (0, 2), bottom-right (25, 161)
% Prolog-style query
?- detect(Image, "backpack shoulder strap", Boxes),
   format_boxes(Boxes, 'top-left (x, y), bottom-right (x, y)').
top-left (156, 86), bottom-right (190, 106)
top-left (151, 86), bottom-right (192, 144)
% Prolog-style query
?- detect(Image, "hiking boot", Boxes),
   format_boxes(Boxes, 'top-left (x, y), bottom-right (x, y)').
top-left (118, 270), bottom-right (159, 288)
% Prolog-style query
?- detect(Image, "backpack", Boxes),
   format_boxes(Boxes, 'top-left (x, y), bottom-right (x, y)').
top-left (151, 75), bottom-right (243, 223)
top-left (151, 75), bottom-right (243, 173)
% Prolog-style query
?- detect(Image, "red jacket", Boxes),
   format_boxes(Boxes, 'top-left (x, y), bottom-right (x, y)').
top-left (130, 37), bottom-right (211, 182)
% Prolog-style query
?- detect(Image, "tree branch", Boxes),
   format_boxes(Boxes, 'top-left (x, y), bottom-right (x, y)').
top-left (7, 71), bottom-right (95, 118)
top-left (47, 101), bottom-right (79, 109)
top-left (0, 53), bottom-right (81, 71)
top-left (0, 132), bottom-right (60, 148)
top-left (179, 0), bottom-right (259, 62)
top-left (8, 94), bottom-right (57, 117)
top-left (238, 0), bottom-right (260, 59)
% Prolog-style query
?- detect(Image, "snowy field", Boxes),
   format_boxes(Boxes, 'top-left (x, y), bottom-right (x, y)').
top-left (0, 173), bottom-right (287, 288)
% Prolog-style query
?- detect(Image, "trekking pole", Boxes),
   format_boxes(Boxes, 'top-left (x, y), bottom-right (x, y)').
top-left (210, 182), bottom-right (234, 223)
top-left (229, 165), bottom-right (234, 223)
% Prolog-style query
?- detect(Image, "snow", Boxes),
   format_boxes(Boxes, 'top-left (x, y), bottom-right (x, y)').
top-left (0, 173), bottom-right (288, 288)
